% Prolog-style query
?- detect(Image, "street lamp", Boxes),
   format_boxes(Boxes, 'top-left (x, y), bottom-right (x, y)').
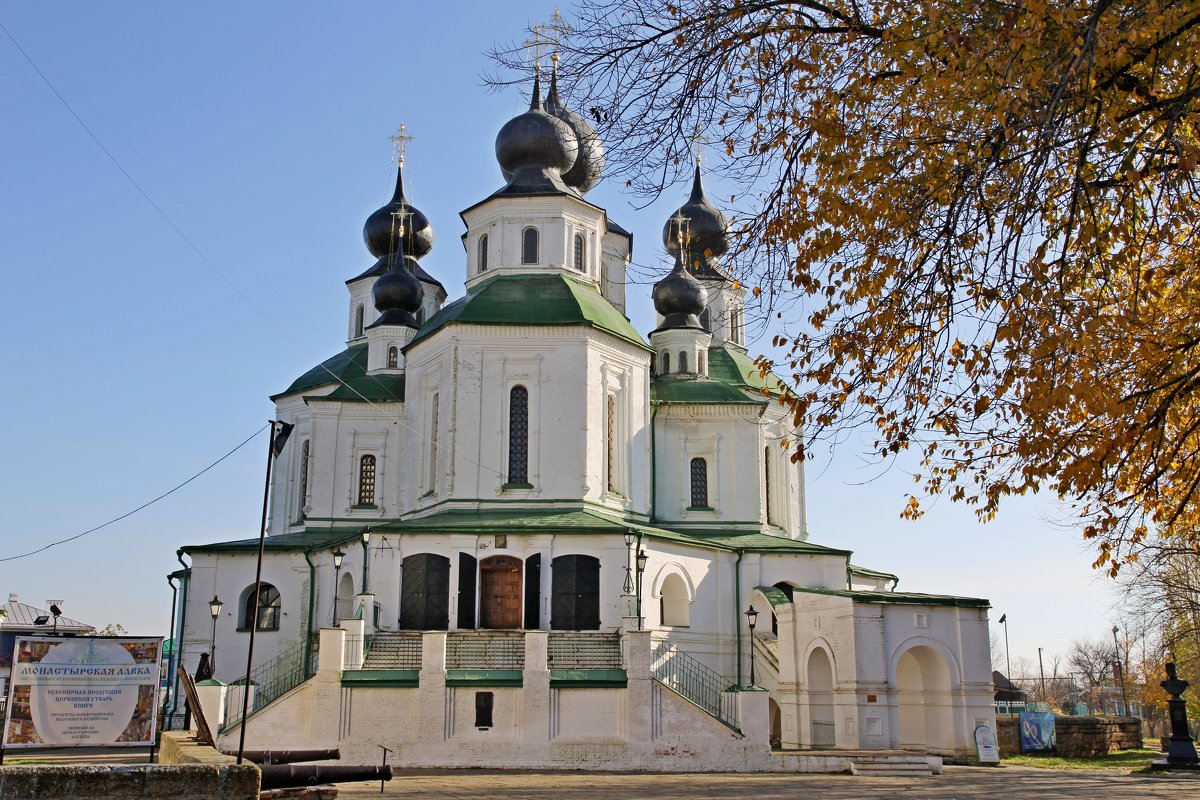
top-left (745, 605), bottom-right (760, 688)
top-left (635, 549), bottom-right (649, 630)
top-left (1113, 624), bottom-right (1128, 716)
top-left (208, 595), bottom-right (223, 673)
top-left (332, 548), bottom-right (346, 626)
top-left (999, 613), bottom-right (1012, 685)
top-left (360, 526), bottom-right (372, 594)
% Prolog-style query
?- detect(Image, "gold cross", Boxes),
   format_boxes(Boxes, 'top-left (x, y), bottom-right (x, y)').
top-left (523, 24), bottom-right (549, 72)
top-left (671, 210), bottom-right (691, 250)
top-left (692, 124), bottom-right (711, 166)
top-left (389, 123), bottom-right (413, 166)
top-left (391, 207), bottom-right (412, 237)
top-left (543, 8), bottom-right (572, 62)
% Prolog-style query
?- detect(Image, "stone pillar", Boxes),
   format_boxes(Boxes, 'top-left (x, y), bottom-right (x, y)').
top-left (194, 678), bottom-right (227, 732)
top-left (340, 618), bottom-right (366, 670)
top-left (736, 688), bottom-right (771, 748)
top-left (624, 630), bottom-right (652, 764)
top-left (420, 632), bottom-right (448, 739)
top-left (523, 630), bottom-right (551, 742)
top-left (225, 680), bottom-right (256, 725)
top-left (318, 627), bottom-right (347, 674)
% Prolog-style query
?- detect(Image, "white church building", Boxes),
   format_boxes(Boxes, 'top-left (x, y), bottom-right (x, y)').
top-left (168, 66), bottom-right (995, 772)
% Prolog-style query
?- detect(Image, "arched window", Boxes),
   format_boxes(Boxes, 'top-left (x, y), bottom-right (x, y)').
top-left (678, 351), bottom-right (689, 373)
top-left (355, 304), bottom-right (365, 337)
top-left (700, 307), bottom-right (711, 331)
top-left (551, 554), bottom-right (600, 630)
top-left (661, 351), bottom-right (670, 374)
top-left (606, 395), bottom-right (617, 493)
top-left (508, 386), bottom-right (529, 484)
top-left (689, 457), bottom-right (708, 508)
top-left (241, 583), bottom-right (281, 631)
top-left (764, 446), bottom-right (774, 524)
top-left (478, 234), bottom-right (489, 272)
top-left (358, 454), bottom-right (376, 506)
top-left (387, 346), bottom-right (399, 368)
top-left (296, 439), bottom-right (310, 521)
top-left (660, 573), bottom-right (690, 627)
top-left (573, 233), bottom-right (585, 271)
top-left (521, 227), bottom-right (539, 265)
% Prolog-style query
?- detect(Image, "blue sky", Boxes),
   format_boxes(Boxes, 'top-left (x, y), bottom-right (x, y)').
top-left (0, 2), bottom-right (1120, 674)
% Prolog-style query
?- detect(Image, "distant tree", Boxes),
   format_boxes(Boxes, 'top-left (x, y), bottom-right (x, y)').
top-left (96, 623), bottom-right (128, 636)
top-left (498, 0), bottom-right (1200, 572)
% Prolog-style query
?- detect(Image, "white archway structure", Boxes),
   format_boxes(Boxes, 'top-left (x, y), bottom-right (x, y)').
top-left (891, 640), bottom-right (958, 753)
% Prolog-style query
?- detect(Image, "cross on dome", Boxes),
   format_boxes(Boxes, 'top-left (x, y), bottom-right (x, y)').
top-left (390, 123), bottom-right (413, 166)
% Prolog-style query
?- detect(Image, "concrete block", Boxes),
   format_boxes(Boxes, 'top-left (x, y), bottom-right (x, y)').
top-left (28, 767), bottom-right (72, 799)
top-left (69, 765), bottom-right (113, 798)
top-left (0, 767), bottom-right (39, 799)
top-left (146, 763), bottom-right (215, 798)
top-left (106, 766), bottom-right (150, 797)
top-left (219, 764), bottom-right (261, 799)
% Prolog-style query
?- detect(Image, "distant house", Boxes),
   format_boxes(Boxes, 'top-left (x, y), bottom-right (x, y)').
top-left (0, 593), bottom-right (94, 697)
top-left (994, 669), bottom-right (1027, 712)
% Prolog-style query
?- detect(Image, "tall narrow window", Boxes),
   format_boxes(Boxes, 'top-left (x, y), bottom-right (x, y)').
top-left (358, 454), bottom-right (376, 506)
top-left (689, 457), bottom-right (708, 508)
top-left (679, 351), bottom-right (689, 373)
top-left (428, 394), bottom-right (440, 490)
top-left (606, 395), bottom-right (617, 493)
top-left (478, 234), bottom-right (489, 272)
top-left (574, 233), bottom-right (585, 271)
top-left (296, 439), bottom-right (310, 521)
top-left (661, 351), bottom-right (670, 374)
top-left (521, 227), bottom-right (539, 264)
top-left (698, 351), bottom-right (706, 376)
top-left (355, 304), bottom-right (365, 337)
top-left (387, 346), bottom-right (399, 368)
top-left (764, 446), bottom-right (774, 524)
top-left (508, 386), bottom-right (529, 484)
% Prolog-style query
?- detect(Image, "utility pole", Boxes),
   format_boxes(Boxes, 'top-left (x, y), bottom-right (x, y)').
top-left (1038, 647), bottom-right (1048, 705)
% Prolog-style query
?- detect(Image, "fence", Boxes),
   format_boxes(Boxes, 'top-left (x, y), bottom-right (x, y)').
top-left (650, 640), bottom-right (739, 731)
top-left (221, 635), bottom-right (319, 731)
top-left (810, 720), bottom-right (836, 747)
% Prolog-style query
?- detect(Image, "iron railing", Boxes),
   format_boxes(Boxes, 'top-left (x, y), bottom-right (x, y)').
top-left (221, 634), bottom-right (319, 731)
top-left (446, 631), bottom-right (525, 669)
top-left (811, 720), bottom-right (836, 747)
top-left (651, 640), bottom-right (739, 731)
top-left (362, 632), bottom-right (421, 669)
top-left (547, 632), bottom-right (623, 669)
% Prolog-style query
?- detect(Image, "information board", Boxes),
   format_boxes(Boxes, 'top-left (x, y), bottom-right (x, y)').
top-left (3, 635), bottom-right (162, 749)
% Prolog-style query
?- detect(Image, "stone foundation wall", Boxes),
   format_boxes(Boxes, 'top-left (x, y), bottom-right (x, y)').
top-left (0, 764), bottom-right (259, 800)
top-left (995, 715), bottom-right (1143, 758)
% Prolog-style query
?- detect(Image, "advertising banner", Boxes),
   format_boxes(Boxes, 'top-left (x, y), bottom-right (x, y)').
top-left (1018, 711), bottom-right (1056, 752)
top-left (3, 635), bottom-right (162, 749)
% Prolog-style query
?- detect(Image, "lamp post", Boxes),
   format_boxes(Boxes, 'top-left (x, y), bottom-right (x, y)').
top-left (208, 595), bottom-right (223, 673)
top-left (745, 605), bottom-right (759, 688)
top-left (999, 613), bottom-right (1012, 685)
top-left (332, 548), bottom-right (345, 626)
top-left (635, 549), bottom-right (648, 630)
top-left (1113, 624), bottom-right (1128, 716)
top-left (361, 526), bottom-right (372, 595)
top-left (623, 529), bottom-right (636, 594)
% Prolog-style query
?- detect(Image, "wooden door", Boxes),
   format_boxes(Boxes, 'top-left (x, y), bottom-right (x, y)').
top-left (480, 556), bottom-right (522, 629)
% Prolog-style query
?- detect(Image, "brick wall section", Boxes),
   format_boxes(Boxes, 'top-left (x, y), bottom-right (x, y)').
top-left (995, 715), bottom-right (1143, 758)
top-left (0, 764), bottom-right (259, 800)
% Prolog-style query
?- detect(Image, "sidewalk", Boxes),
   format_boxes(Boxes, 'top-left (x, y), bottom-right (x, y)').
top-left (336, 765), bottom-right (1199, 799)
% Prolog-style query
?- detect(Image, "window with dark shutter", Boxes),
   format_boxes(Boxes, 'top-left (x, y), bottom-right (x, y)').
top-left (550, 554), bottom-right (601, 630)
top-left (524, 553), bottom-right (541, 629)
top-left (458, 553), bottom-right (477, 630)
top-left (508, 386), bottom-right (529, 484)
top-left (399, 553), bottom-right (450, 630)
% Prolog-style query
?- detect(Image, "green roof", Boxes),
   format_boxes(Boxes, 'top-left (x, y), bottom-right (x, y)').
top-left (753, 586), bottom-right (792, 608)
top-left (185, 508), bottom-right (850, 558)
top-left (794, 586), bottom-right (990, 609)
top-left (272, 344), bottom-right (406, 403)
top-left (652, 377), bottom-right (765, 406)
top-left (707, 345), bottom-right (789, 397)
top-left (849, 564), bottom-right (900, 584)
top-left (407, 273), bottom-right (650, 351)
top-left (181, 529), bottom-right (361, 554)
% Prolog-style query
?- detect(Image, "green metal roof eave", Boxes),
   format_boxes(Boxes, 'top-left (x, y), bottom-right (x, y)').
top-left (753, 586), bottom-right (792, 608)
top-left (651, 379), bottom-right (767, 406)
top-left (707, 345), bottom-right (791, 399)
top-left (273, 345), bottom-right (369, 401)
top-left (849, 564), bottom-right (900, 583)
top-left (794, 586), bottom-right (990, 608)
top-left (182, 530), bottom-right (361, 554)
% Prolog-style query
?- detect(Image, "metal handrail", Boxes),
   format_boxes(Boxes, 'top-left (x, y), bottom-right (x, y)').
top-left (651, 640), bottom-right (739, 731)
top-left (221, 634), bottom-right (319, 731)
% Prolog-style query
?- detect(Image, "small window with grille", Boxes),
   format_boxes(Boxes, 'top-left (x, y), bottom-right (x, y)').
top-left (358, 454), bottom-right (377, 506)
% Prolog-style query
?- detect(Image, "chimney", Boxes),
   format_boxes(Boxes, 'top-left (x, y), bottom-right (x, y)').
top-left (7, 593), bottom-right (16, 603)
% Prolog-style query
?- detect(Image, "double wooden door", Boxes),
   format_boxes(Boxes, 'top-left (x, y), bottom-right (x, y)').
top-left (479, 555), bottom-right (522, 629)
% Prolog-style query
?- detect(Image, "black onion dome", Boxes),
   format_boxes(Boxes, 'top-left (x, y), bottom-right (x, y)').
top-left (369, 235), bottom-right (425, 329)
top-left (495, 71), bottom-right (579, 185)
top-left (363, 162), bottom-right (434, 260)
top-left (663, 162), bottom-right (730, 263)
top-left (652, 251), bottom-right (709, 331)
top-left (542, 66), bottom-right (604, 194)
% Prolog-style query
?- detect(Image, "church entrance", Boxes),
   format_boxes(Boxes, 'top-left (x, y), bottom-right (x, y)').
top-left (479, 556), bottom-right (522, 629)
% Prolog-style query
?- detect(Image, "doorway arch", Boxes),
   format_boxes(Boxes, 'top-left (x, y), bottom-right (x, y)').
top-left (894, 645), bottom-right (954, 752)
top-left (806, 646), bottom-right (836, 747)
top-left (480, 555), bottom-right (523, 629)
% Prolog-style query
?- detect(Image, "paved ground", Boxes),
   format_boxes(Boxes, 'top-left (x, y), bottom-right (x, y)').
top-left (333, 766), bottom-right (1198, 799)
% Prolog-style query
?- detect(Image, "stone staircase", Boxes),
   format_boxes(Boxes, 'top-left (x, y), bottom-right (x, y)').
top-left (362, 631), bottom-right (422, 669)
top-left (848, 754), bottom-right (941, 777)
top-left (752, 632), bottom-right (779, 688)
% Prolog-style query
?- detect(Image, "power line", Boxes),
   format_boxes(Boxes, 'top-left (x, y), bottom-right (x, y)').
top-left (0, 425), bottom-right (270, 563)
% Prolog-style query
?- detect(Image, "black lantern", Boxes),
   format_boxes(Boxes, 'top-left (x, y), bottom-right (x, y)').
top-left (208, 595), bottom-right (223, 672)
top-left (745, 604), bottom-right (759, 687)
top-left (635, 549), bottom-right (649, 574)
top-left (623, 528), bottom-right (636, 595)
top-left (332, 549), bottom-right (346, 626)
top-left (360, 526), bottom-right (372, 594)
